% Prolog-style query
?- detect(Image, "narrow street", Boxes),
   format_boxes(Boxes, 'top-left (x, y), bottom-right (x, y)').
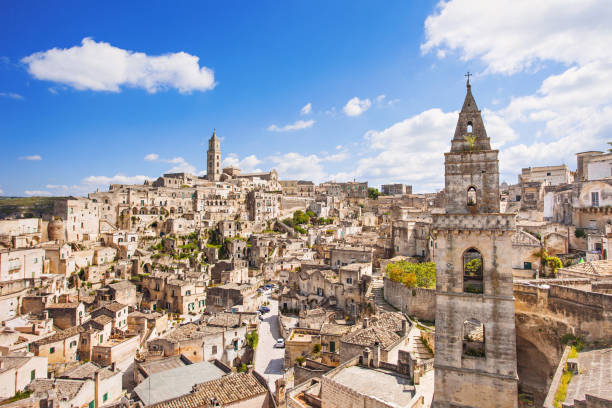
top-left (253, 294), bottom-right (285, 392)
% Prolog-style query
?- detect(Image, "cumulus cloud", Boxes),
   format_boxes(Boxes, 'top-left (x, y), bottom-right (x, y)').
top-left (142, 154), bottom-right (197, 174)
top-left (420, 0), bottom-right (612, 179)
top-left (222, 153), bottom-right (262, 172)
top-left (343, 97), bottom-right (371, 116)
top-left (300, 102), bottom-right (312, 115)
top-left (268, 152), bottom-right (327, 182)
top-left (22, 37), bottom-right (216, 93)
top-left (267, 119), bottom-right (315, 132)
top-left (0, 92), bottom-right (24, 100)
top-left (20, 155), bottom-right (42, 161)
top-left (0, 187), bottom-right (4, 195)
top-left (422, 0), bottom-right (612, 75)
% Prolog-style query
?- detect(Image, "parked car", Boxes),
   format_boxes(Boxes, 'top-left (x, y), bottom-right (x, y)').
top-left (274, 338), bottom-right (285, 348)
top-left (259, 306), bottom-right (270, 313)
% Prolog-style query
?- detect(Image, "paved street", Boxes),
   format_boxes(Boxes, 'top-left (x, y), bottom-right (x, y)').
top-left (253, 294), bottom-right (285, 392)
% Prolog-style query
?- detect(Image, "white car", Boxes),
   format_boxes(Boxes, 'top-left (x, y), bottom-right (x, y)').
top-left (274, 338), bottom-right (285, 348)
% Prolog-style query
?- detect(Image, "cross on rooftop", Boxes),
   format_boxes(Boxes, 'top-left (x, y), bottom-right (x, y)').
top-left (465, 71), bottom-right (472, 85)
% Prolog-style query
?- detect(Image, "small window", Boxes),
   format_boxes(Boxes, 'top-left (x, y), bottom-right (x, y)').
top-left (31, 370), bottom-right (36, 381)
top-left (103, 393), bottom-right (108, 402)
top-left (89, 401), bottom-right (94, 408)
top-left (463, 248), bottom-right (483, 294)
top-left (463, 319), bottom-right (485, 358)
top-left (466, 122), bottom-right (473, 133)
top-left (50, 347), bottom-right (55, 354)
top-left (467, 187), bottom-right (477, 206)
top-left (212, 345), bottom-right (218, 354)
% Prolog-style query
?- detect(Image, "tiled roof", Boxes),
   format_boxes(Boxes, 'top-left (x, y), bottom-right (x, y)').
top-left (341, 325), bottom-right (400, 349)
top-left (46, 302), bottom-right (80, 309)
top-left (103, 302), bottom-right (128, 312)
top-left (560, 260), bottom-right (612, 277)
top-left (0, 356), bottom-right (32, 373)
top-left (34, 326), bottom-right (80, 346)
top-left (150, 372), bottom-right (266, 408)
top-left (28, 379), bottom-right (86, 401)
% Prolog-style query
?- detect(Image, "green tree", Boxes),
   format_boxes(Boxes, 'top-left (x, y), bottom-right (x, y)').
top-left (312, 343), bottom-right (322, 354)
top-left (385, 261), bottom-right (436, 289)
top-left (546, 256), bottom-right (563, 275)
top-left (368, 187), bottom-right (380, 200)
top-left (246, 330), bottom-right (259, 350)
top-left (293, 210), bottom-right (310, 225)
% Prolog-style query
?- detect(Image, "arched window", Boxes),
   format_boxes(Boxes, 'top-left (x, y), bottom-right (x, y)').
top-left (463, 318), bottom-right (485, 358)
top-left (463, 248), bottom-right (483, 294)
top-left (467, 121), bottom-right (473, 133)
top-left (467, 187), bottom-right (477, 206)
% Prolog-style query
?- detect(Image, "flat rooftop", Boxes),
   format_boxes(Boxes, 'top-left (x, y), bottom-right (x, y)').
top-left (564, 348), bottom-right (612, 405)
top-left (330, 365), bottom-right (414, 407)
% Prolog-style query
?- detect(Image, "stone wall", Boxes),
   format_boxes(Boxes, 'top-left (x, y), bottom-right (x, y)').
top-left (383, 278), bottom-right (435, 322)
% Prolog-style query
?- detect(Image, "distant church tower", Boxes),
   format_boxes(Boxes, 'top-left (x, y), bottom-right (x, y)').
top-left (206, 130), bottom-right (221, 181)
top-left (431, 77), bottom-right (518, 408)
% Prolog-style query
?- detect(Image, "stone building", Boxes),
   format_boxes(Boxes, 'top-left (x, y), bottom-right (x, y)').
top-left (432, 80), bottom-right (518, 407)
top-left (381, 183), bottom-right (412, 196)
top-left (53, 198), bottom-right (100, 242)
top-left (206, 130), bottom-right (221, 182)
top-left (247, 191), bottom-right (281, 223)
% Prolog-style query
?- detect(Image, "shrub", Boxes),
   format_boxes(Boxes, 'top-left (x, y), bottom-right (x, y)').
top-left (546, 256), bottom-right (563, 275)
top-left (312, 344), bottom-right (322, 354)
top-left (574, 228), bottom-right (586, 238)
top-left (386, 261), bottom-right (436, 289)
top-left (295, 356), bottom-right (306, 365)
top-left (246, 330), bottom-right (259, 350)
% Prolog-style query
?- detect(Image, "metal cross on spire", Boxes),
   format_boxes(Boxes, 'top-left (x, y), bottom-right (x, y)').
top-left (465, 71), bottom-right (472, 85)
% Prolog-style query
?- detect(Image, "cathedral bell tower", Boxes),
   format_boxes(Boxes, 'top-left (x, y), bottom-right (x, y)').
top-left (431, 77), bottom-right (518, 408)
top-left (207, 129), bottom-right (221, 182)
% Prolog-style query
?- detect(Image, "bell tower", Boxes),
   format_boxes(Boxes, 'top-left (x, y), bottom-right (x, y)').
top-left (432, 78), bottom-right (518, 408)
top-left (206, 129), bottom-right (221, 182)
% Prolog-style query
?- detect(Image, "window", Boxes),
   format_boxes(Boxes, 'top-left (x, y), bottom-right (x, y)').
top-left (31, 370), bottom-right (35, 381)
top-left (463, 319), bottom-right (485, 358)
top-left (467, 187), bottom-right (477, 206)
top-left (89, 401), bottom-right (94, 408)
top-left (50, 347), bottom-right (55, 354)
top-left (346, 277), bottom-right (353, 284)
top-left (591, 191), bottom-right (600, 207)
top-left (463, 248), bottom-right (483, 294)
top-left (103, 393), bottom-right (108, 402)
top-left (212, 345), bottom-right (218, 354)
top-left (466, 121), bottom-right (473, 133)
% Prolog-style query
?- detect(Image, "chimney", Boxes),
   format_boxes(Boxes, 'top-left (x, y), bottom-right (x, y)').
top-left (373, 341), bottom-right (380, 368)
top-left (362, 347), bottom-right (371, 367)
top-left (362, 317), bottom-right (369, 329)
top-left (401, 319), bottom-right (408, 337)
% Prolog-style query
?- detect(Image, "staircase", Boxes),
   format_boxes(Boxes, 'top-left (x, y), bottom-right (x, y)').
top-left (370, 278), bottom-right (395, 312)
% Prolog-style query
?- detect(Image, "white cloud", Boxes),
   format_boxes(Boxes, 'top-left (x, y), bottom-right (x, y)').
top-left (335, 145), bottom-right (343, 150)
top-left (20, 155), bottom-right (42, 161)
top-left (300, 102), bottom-right (312, 115)
top-left (222, 153), bottom-right (262, 172)
top-left (25, 190), bottom-right (52, 196)
top-left (82, 174), bottom-right (150, 187)
top-left (343, 97), bottom-right (371, 117)
top-left (22, 37), bottom-right (216, 94)
top-left (267, 119), bottom-right (315, 132)
top-left (0, 187), bottom-right (4, 195)
top-left (268, 152), bottom-right (327, 182)
top-left (0, 92), bottom-right (24, 100)
top-left (422, 0), bottom-right (612, 75)
top-left (375, 94), bottom-right (386, 103)
top-left (143, 154), bottom-right (197, 174)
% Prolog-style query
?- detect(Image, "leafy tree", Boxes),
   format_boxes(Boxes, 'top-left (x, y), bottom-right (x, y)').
top-left (293, 210), bottom-right (310, 225)
top-left (608, 141), bottom-right (612, 153)
top-left (246, 330), bottom-right (259, 350)
top-left (312, 343), bottom-right (322, 354)
top-left (546, 256), bottom-right (563, 275)
top-left (386, 261), bottom-right (436, 289)
top-left (368, 187), bottom-right (380, 200)
top-left (464, 258), bottom-right (482, 276)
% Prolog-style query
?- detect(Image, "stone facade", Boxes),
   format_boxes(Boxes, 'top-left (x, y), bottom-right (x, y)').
top-left (432, 81), bottom-right (518, 408)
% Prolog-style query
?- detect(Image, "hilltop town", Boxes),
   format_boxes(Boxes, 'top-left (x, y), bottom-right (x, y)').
top-left (1, 82), bottom-right (611, 408)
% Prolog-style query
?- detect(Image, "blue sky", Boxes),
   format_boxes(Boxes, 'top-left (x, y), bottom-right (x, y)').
top-left (1, 1), bottom-right (611, 196)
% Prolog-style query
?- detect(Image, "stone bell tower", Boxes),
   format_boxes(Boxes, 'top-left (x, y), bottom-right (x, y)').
top-left (206, 129), bottom-right (221, 182)
top-left (431, 77), bottom-right (518, 408)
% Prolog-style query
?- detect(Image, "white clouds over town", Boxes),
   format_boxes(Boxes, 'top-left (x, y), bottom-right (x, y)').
top-left (19, 155), bottom-right (42, 161)
top-left (343, 97), bottom-right (371, 117)
top-left (22, 37), bottom-right (216, 93)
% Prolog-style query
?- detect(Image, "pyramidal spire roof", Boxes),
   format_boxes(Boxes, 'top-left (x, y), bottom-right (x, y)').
top-left (450, 80), bottom-right (491, 152)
